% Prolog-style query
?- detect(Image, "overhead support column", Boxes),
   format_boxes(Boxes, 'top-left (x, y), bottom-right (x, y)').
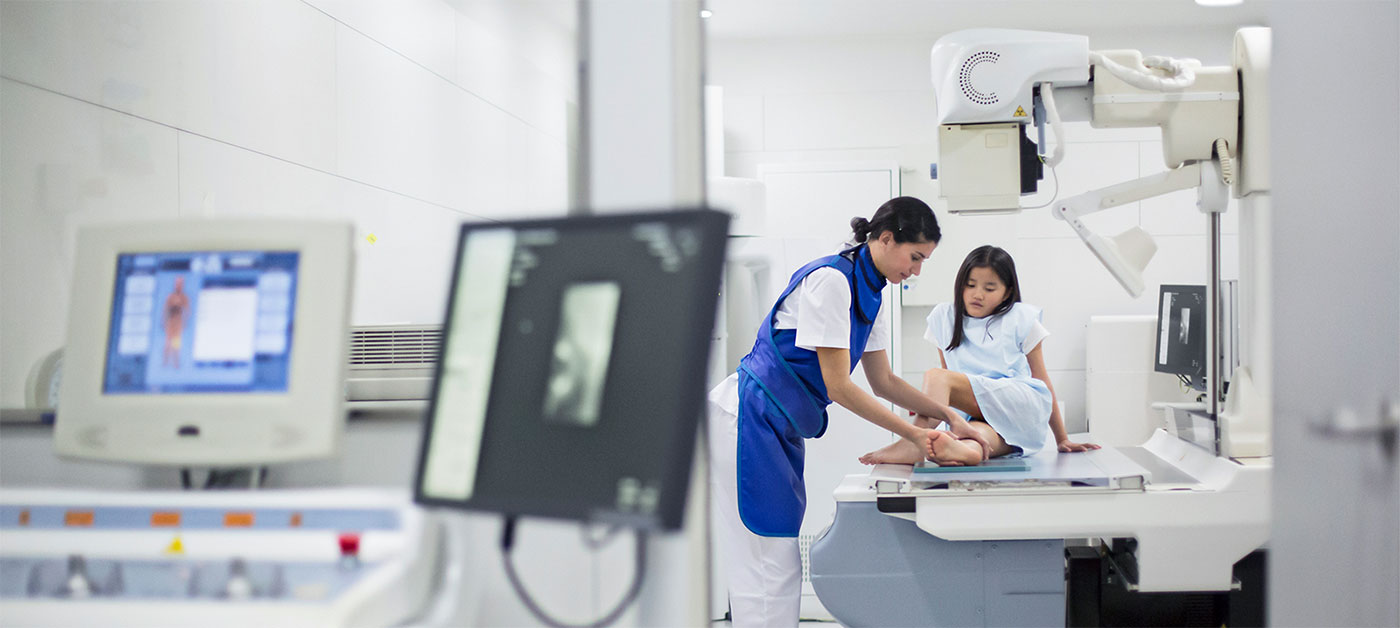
top-left (582, 0), bottom-right (705, 214)
top-left (578, 0), bottom-right (708, 625)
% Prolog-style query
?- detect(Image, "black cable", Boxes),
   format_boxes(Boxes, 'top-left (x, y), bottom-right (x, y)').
top-left (1021, 159), bottom-right (1062, 210)
top-left (502, 515), bottom-right (517, 550)
top-left (180, 468), bottom-right (192, 490)
top-left (500, 515), bottom-right (648, 628)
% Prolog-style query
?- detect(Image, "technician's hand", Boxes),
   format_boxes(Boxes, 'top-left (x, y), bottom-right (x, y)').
top-left (1058, 439), bottom-right (1101, 453)
top-left (946, 415), bottom-right (991, 461)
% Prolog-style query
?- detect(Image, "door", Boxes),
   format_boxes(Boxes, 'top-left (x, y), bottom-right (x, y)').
top-left (1270, 4), bottom-right (1399, 626)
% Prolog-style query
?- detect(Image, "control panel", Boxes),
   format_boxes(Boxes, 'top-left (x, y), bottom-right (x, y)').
top-left (0, 488), bottom-right (440, 627)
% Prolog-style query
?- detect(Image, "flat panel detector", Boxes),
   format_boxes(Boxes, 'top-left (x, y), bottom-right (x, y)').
top-left (914, 459), bottom-right (1030, 474)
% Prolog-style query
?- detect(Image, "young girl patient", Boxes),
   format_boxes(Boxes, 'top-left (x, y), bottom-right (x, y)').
top-left (862, 245), bottom-right (1099, 466)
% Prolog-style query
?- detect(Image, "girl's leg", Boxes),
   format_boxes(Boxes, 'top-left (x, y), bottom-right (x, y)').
top-left (860, 369), bottom-right (1011, 464)
top-left (858, 413), bottom-right (935, 465)
top-left (929, 420), bottom-right (1016, 465)
top-left (860, 368), bottom-right (979, 464)
top-left (926, 368), bottom-right (983, 419)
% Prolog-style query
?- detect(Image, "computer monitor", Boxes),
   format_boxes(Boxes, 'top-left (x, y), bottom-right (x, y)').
top-left (55, 220), bottom-right (354, 465)
top-left (1154, 284), bottom-right (1207, 390)
top-left (414, 209), bottom-right (729, 530)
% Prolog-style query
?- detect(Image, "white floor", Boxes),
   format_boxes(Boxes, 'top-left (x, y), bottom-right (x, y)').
top-left (712, 622), bottom-right (838, 626)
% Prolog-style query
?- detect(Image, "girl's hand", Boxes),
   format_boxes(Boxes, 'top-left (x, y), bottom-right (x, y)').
top-left (1058, 439), bottom-right (1101, 453)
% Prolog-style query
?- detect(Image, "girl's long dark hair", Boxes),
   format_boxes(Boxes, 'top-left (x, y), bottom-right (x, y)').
top-left (849, 196), bottom-right (941, 245)
top-left (947, 245), bottom-right (1021, 351)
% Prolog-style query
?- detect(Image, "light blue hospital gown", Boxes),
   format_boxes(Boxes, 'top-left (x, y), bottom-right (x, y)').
top-left (925, 302), bottom-right (1052, 456)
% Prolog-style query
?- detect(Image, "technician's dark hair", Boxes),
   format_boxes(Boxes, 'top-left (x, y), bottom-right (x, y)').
top-left (850, 196), bottom-right (941, 245)
top-left (947, 245), bottom-right (1021, 352)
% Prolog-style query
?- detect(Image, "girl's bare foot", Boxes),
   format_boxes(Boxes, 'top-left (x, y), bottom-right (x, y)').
top-left (929, 431), bottom-right (984, 466)
top-left (858, 438), bottom-right (925, 465)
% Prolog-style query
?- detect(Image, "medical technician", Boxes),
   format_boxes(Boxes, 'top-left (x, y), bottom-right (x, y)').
top-left (708, 196), bottom-right (990, 627)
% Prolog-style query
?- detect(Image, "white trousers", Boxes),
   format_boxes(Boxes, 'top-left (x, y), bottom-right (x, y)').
top-left (708, 398), bottom-right (802, 628)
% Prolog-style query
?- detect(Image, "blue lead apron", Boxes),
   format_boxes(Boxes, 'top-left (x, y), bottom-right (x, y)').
top-left (735, 244), bottom-right (885, 537)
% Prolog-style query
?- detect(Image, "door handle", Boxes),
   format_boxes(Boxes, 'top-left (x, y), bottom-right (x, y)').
top-left (1311, 398), bottom-right (1400, 460)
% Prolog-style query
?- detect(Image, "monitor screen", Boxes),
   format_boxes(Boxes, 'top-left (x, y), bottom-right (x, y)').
top-left (55, 221), bottom-right (353, 466)
top-left (414, 209), bottom-right (729, 530)
top-left (1154, 284), bottom-right (1207, 387)
top-left (103, 250), bottom-right (298, 394)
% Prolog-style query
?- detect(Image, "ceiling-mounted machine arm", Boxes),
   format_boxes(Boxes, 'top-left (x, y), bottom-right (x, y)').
top-left (929, 28), bottom-right (1263, 295)
top-left (1051, 163), bottom-right (1200, 297)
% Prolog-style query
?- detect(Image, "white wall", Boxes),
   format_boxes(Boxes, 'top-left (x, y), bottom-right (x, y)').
top-left (0, 0), bottom-right (574, 409)
top-left (0, 2), bottom-right (614, 625)
top-left (708, 28), bottom-right (1246, 433)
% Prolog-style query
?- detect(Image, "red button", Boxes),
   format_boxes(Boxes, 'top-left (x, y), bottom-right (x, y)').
top-left (338, 532), bottom-right (361, 556)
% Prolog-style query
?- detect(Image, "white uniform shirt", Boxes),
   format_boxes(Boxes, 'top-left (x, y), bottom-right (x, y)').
top-left (710, 266), bottom-right (889, 414)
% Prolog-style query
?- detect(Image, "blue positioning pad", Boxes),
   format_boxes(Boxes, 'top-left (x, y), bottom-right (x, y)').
top-left (914, 458), bottom-right (1031, 473)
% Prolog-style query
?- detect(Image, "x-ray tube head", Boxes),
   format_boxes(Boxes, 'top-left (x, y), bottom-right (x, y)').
top-left (930, 29), bottom-right (1090, 125)
top-left (929, 30), bottom-right (1089, 214)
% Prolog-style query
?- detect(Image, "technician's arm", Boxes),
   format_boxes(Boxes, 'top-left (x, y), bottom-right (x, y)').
top-left (860, 350), bottom-right (961, 425)
top-left (816, 347), bottom-right (941, 452)
top-left (1026, 343), bottom-right (1100, 453)
top-left (860, 349), bottom-right (990, 459)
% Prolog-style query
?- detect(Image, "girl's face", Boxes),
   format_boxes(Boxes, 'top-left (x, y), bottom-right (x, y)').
top-left (871, 231), bottom-right (936, 284)
top-left (963, 266), bottom-right (1009, 318)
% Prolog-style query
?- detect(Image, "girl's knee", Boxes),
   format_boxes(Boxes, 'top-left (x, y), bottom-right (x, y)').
top-left (922, 368), bottom-right (951, 385)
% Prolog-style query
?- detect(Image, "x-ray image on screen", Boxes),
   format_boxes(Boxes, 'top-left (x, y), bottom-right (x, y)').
top-left (416, 209), bottom-right (729, 530)
top-left (543, 282), bottom-right (621, 427)
top-left (1155, 284), bottom-right (1207, 387)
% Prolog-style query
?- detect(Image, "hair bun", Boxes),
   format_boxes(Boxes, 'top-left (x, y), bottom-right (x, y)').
top-left (850, 216), bottom-right (872, 242)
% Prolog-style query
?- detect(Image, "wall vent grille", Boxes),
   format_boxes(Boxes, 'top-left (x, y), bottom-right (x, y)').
top-left (349, 326), bottom-right (442, 367)
top-left (799, 533), bottom-right (817, 583)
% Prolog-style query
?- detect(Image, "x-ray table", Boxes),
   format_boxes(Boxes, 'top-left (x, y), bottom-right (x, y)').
top-left (809, 430), bottom-right (1270, 627)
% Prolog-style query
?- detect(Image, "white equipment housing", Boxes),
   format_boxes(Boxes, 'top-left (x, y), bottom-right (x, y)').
top-left (837, 428), bottom-right (1270, 591)
top-left (54, 220), bottom-right (353, 466)
top-left (930, 29), bottom-right (1089, 124)
top-left (930, 29), bottom-right (1089, 213)
top-left (0, 488), bottom-right (442, 627)
top-left (1090, 50), bottom-right (1238, 168)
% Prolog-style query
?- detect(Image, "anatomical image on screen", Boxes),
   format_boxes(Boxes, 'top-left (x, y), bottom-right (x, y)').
top-left (542, 281), bottom-right (621, 427)
top-left (104, 250), bottom-right (298, 394)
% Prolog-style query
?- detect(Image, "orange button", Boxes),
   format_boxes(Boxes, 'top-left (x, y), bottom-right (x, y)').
top-left (64, 511), bottom-right (95, 526)
top-left (224, 512), bottom-right (255, 527)
top-left (18, 509), bottom-right (30, 526)
top-left (151, 512), bottom-right (181, 527)
top-left (289, 512), bottom-right (303, 527)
